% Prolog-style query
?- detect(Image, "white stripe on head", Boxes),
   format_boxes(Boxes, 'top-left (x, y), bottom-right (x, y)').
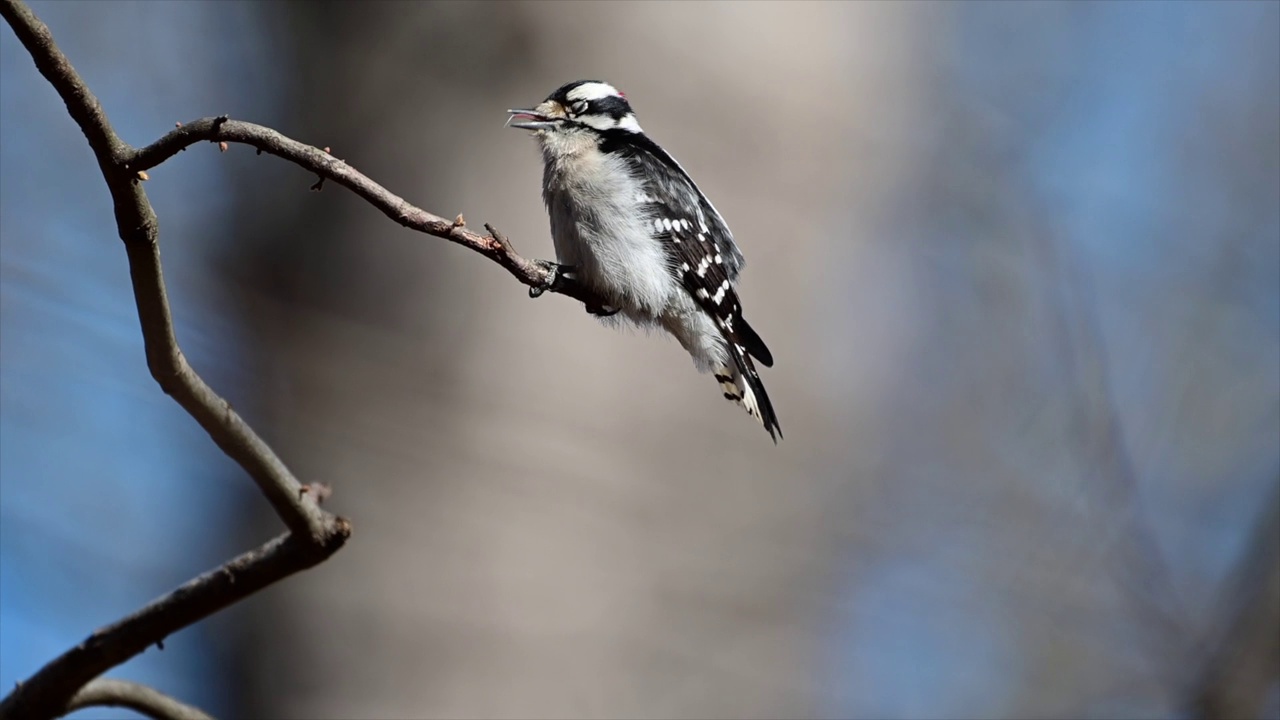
top-left (577, 111), bottom-right (644, 134)
top-left (566, 82), bottom-right (622, 102)
top-left (577, 114), bottom-right (616, 131)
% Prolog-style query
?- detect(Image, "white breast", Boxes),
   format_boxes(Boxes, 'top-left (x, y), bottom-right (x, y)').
top-left (540, 131), bottom-right (676, 317)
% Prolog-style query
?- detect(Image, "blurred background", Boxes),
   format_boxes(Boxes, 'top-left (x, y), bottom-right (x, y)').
top-left (2, 1), bottom-right (1277, 718)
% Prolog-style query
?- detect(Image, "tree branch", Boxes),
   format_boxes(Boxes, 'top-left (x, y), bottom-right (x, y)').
top-left (0, 1), bottom-right (353, 718)
top-left (1, 0), bottom-right (613, 712)
top-left (2, 530), bottom-right (349, 720)
top-left (125, 116), bottom-right (608, 309)
top-left (0, 0), bottom-right (128, 169)
top-left (62, 678), bottom-right (215, 720)
top-left (0, 0), bottom-right (338, 545)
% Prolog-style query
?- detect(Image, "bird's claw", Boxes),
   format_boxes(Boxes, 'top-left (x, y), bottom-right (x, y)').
top-left (528, 264), bottom-right (555, 298)
top-left (528, 261), bottom-right (616, 317)
top-left (586, 304), bottom-right (620, 317)
top-left (529, 260), bottom-right (576, 299)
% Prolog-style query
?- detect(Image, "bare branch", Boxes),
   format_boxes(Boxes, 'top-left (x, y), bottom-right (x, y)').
top-left (126, 116), bottom-right (609, 310)
top-left (0, 0), bottom-right (338, 542)
top-left (0, 0), bottom-right (129, 169)
top-left (1, 0), bottom-right (613, 713)
top-left (61, 679), bottom-right (215, 720)
top-left (2, 530), bottom-right (350, 720)
top-left (0, 1), bottom-right (353, 717)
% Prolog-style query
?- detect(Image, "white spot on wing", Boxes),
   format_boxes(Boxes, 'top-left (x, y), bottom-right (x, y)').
top-left (712, 279), bottom-right (730, 304)
top-left (695, 256), bottom-right (712, 277)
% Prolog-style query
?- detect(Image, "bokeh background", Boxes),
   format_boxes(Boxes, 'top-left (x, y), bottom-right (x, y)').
top-left (2, 1), bottom-right (1277, 718)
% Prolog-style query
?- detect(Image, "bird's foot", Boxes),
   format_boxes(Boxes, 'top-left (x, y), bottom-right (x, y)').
top-left (528, 261), bottom-right (618, 317)
top-left (529, 260), bottom-right (577, 299)
top-left (586, 303), bottom-right (620, 317)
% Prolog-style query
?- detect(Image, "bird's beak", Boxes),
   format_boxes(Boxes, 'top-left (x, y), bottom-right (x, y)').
top-left (506, 108), bottom-right (558, 131)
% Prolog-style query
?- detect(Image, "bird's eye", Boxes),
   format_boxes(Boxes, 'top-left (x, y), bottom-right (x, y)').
top-left (571, 100), bottom-right (589, 115)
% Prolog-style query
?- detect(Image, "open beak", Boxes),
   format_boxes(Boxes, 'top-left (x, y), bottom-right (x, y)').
top-left (506, 108), bottom-right (558, 131)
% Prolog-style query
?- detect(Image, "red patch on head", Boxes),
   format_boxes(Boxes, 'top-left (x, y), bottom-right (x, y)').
top-left (618, 90), bottom-right (626, 98)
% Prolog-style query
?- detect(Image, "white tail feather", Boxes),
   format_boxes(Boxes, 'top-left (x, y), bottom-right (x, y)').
top-left (714, 365), bottom-right (762, 424)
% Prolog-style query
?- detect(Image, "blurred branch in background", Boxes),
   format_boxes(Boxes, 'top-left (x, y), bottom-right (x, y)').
top-left (0, 1), bottom-right (352, 717)
top-left (1191, 478), bottom-right (1280, 720)
top-left (62, 679), bottom-right (214, 720)
top-left (1036, 212), bottom-right (1202, 692)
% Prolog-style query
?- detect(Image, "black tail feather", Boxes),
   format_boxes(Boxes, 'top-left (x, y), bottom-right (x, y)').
top-left (725, 341), bottom-right (782, 443)
top-left (737, 317), bottom-right (774, 368)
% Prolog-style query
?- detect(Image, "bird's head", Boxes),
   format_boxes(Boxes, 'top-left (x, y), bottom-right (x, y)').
top-left (506, 80), bottom-right (643, 137)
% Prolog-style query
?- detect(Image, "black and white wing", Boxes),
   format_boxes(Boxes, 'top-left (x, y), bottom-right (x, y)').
top-left (602, 131), bottom-right (782, 441)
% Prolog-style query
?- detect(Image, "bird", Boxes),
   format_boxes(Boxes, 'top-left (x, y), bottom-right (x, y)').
top-left (507, 80), bottom-right (781, 442)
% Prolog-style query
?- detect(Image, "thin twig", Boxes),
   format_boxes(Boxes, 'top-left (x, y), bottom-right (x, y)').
top-left (125, 116), bottom-right (609, 309)
top-left (62, 679), bottom-right (215, 720)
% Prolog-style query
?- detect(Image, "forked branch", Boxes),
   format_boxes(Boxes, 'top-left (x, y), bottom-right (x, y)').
top-left (0, 0), bottom-right (612, 715)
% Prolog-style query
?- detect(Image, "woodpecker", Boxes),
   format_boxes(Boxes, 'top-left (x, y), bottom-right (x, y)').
top-left (508, 80), bottom-right (781, 442)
